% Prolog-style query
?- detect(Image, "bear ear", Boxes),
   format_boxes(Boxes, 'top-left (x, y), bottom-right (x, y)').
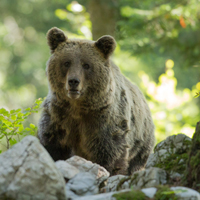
top-left (95, 35), bottom-right (116, 58)
top-left (47, 27), bottom-right (67, 53)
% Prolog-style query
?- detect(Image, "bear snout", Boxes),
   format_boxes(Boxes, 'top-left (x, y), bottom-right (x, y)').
top-left (67, 77), bottom-right (82, 99)
top-left (68, 78), bottom-right (80, 89)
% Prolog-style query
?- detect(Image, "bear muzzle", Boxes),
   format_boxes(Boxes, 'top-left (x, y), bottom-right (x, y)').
top-left (67, 78), bottom-right (82, 99)
top-left (68, 78), bottom-right (80, 88)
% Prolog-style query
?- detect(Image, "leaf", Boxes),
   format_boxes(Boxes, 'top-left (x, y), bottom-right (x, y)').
top-left (15, 109), bottom-right (22, 113)
top-left (24, 128), bottom-right (32, 132)
top-left (0, 116), bottom-right (4, 121)
top-left (4, 121), bottom-right (12, 127)
top-left (10, 110), bottom-right (16, 114)
top-left (11, 115), bottom-right (17, 121)
top-left (30, 123), bottom-right (35, 129)
top-left (9, 138), bottom-right (17, 146)
top-left (0, 135), bottom-right (4, 139)
top-left (0, 108), bottom-right (10, 117)
top-left (18, 124), bottom-right (24, 132)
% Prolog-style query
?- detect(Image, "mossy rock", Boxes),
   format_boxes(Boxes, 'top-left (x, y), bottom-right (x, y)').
top-left (153, 134), bottom-right (192, 176)
top-left (112, 189), bottom-right (148, 200)
top-left (154, 152), bottom-right (189, 174)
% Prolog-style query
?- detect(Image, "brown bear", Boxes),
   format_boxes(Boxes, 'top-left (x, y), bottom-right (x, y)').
top-left (38, 27), bottom-right (155, 175)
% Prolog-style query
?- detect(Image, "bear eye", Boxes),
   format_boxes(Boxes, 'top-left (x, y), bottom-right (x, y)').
top-left (83, 63), bottom-right (90, 70)
top-left (64, 61), bottom-right (71, 68)
top-left (121, 120), bottom-right (128, 130)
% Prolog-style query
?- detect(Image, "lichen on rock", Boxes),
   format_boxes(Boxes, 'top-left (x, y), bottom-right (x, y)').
top-left (146, 133), bottom-right (192, 179)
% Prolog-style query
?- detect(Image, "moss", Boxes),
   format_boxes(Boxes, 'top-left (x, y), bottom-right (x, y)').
top-left (116, 177), bottom-right (131, 191)
top-left (154, 185), bottom-right (178, 200)
top-left (154, 152), bottom-right (189, 174)
top-left (182, 139), bottom-right (192, 146)
top-left (112, 189), bottom-right (148, 200)
top-left (190, 151), bottom-right (200, 168)
top-left (129, 173), bottom-right (139, 187)
top-left (0, 194), bottom-right (15, 200)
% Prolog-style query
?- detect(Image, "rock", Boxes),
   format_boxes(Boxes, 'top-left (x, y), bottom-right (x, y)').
top-left (65, 172), bottom-right (99, 199)
top-left (55, 160), bottom-right (80, 181)
top-left (66, 156), bottom-right (110, 185)
top-left (75, 186), bottom-right (200, 200)
top-left (0, 136), bottom-right (66, 200)
top-left (169, 171), bottom-right (182, 182)
top-left (146, 134), bottom-right (192, 175)
top-left (170, 186), bottom-right (200, 200)
top-left (74, 190), bottom-right (129, 200)
top-left (141, 187), bottom-right (157, 198)
top-left (115, 167), bottom-right (167, 191)
top-left (0, 133), bottom-right (199, 200)
top-left (101, 175), bottom-right (129, 192)
top-left (145, 153), bottom-right (157, 169)
top-left (129, 167), bottom-right (167, 189)
top-left (154, 133), bottom-right (191, 154)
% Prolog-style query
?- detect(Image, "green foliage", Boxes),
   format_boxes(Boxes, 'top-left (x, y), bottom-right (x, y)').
top-left (112, 189), bottom-right (147, 200)
top-left (0, 98), bottom-right (43, 153)
top-left (118, 0), bottom-right (200, 69)
top-left (155, 186), bottom-right (178, 200)
top-left (154, 185), bottom-right (188, 200)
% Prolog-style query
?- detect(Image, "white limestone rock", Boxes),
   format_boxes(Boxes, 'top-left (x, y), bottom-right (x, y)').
top-left (146, 134), bottom-right (192, 169)
top-left (171, 186), bottom-right (200, 200)
top-left (141, 187), bottom-right (157, 198)
top-left (0, 136), bottom-right (66, 200)
top-left (55, 160), bottom-right (80, 180)
top-left (101, 175), bottom-right (129, 192)
top-left (130, 167), bottom-right (167, 189)
top-left (65, 172), bottom-right (99, 199)
top-left (66, 156), bottom-right (110, 185)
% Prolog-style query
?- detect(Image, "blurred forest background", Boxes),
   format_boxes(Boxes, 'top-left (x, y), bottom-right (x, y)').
top-left (0, 0), bottom-right (200, 151)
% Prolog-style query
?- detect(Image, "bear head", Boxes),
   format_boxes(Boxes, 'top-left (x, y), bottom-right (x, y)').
top-left (46, 27), bottom-right (116, 106)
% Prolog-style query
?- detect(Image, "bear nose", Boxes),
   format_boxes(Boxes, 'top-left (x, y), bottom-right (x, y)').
top-left (68, 78), bottom-right (80, 88)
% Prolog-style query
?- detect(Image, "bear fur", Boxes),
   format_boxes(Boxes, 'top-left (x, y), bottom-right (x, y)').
top-left (38, 27), bottom-right (155, 175)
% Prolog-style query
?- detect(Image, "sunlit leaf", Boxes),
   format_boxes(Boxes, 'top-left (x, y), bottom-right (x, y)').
top-left (30, 123), bottom-right (35, 129)
top-left (18, 124), bottom-right (24, 132)
top-left (11, 115), bottom-right (17, 121)
top-left (9, 138), bottom-right (17, 146)
top-left (0, 108), bottom-right (10, 117)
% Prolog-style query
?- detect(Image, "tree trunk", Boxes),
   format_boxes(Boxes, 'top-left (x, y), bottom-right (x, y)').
top-left (87, 0), bottom-right (119, 40)
top-left (185, 121), bottom-right (200, 191)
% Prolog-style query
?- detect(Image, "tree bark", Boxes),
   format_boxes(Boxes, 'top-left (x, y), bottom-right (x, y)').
top-left (87, 0), bottom-right (119, 40)
top-left (185, 121), bottom-right (200, 191)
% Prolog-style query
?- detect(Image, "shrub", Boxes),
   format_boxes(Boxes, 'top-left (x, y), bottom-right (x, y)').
top-left (0, 98), bottom-right (43, 153)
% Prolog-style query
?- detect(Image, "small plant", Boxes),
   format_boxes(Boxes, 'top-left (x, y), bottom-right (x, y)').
top-left (0, 98), bottom-right (43, 153)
